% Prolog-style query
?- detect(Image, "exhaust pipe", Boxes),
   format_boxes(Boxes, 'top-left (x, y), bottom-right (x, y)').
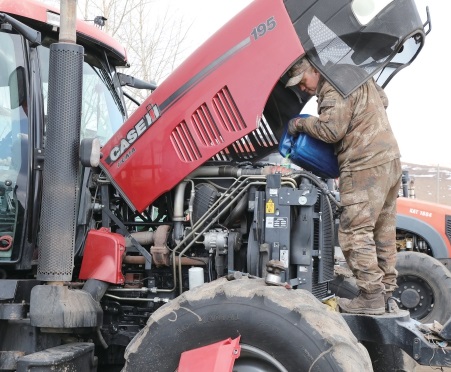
top-left (31, 0), bottom-right (104, 330)
top-left (37, 0), bottom-right (83, 282)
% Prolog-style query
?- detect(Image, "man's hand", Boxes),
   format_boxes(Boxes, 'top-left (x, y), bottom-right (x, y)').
top-left (287, 117), bottom-right (303, 136)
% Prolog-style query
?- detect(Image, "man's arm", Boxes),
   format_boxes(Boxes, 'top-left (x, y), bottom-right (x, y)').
top-left (296, 86), bottom-right (352, 144)
top-left (374, 81), bottom-right (389, 109)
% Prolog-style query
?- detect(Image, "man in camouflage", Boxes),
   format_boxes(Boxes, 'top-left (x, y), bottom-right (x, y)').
top-left (285, 57), bottom-right (401, 315)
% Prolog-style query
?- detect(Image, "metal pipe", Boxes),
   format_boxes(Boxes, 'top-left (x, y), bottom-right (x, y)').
top-left (59, 0), bottom-right (77, 43)
top-left (37, 9), bottom-right (84, 281)
top-left (104, 293), bottom-right (170, 303)
top-left (173, 181), bottom-right (188, 221)
top-left (123, 255), bottom-right (208, 266)
top-left (126, 231), bottom-right (154, 247)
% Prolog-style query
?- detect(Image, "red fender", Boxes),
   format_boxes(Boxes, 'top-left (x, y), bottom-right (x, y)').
top-left (178, 336), bottom-right (241, 372)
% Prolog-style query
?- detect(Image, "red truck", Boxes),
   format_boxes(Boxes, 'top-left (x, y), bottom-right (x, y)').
top-left (2, 0), bottom-right (449, 371)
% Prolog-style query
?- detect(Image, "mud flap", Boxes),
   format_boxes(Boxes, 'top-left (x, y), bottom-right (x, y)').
top-left (178, 336), bottom-right (241, 372)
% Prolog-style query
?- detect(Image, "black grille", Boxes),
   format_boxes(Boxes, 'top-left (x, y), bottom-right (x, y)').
top-left (446, 215), bottom-right (451, 245)
top-left (211, 116), bottom-right (279, 162)
top-left (310, 193), bottom-right (334, 298)
top-left (318, 193), bottom-right (335, 283)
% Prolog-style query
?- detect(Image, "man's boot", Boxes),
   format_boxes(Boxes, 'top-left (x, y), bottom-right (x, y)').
top-left (385, 292), bottom-right (400, 313)
top-left (338, 292), bottom-right (385, 315)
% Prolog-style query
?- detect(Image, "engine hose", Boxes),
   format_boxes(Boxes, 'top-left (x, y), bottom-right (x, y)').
top-left (292, 171), bottom-right (342, 208)
top-left (0, 235), bottom-right (12, 251)
top-left (82, 278), bottom-right (109, 302)
top-left (216, 165), bottom-right (264, 177)
top-left (223, 192), bottom-right (248, 227)
top-left (97, 326), bottom-right (108, 349)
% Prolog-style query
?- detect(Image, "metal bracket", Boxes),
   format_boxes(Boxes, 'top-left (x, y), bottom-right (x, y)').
top-left (33, 148), bottom-right (44, 170)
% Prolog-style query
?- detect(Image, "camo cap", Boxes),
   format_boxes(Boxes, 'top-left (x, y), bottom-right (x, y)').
top-left (285, 58), bottom-right (312, 88)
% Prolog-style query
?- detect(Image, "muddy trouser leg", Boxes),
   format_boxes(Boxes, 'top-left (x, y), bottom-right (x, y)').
top-left (374, 159), bottom-right (402, 293)
top-left (338, 161), bottom-right (400, 295)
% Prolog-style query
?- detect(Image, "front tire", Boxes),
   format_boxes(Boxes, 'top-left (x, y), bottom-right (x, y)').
top-left (396, 251), bottom-right (451, 324)
top-left (123, 277), bottom-right (372, 372)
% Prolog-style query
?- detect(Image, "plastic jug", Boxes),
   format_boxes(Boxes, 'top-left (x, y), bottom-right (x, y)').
top-left (278, 114), bottom-right (339, 179)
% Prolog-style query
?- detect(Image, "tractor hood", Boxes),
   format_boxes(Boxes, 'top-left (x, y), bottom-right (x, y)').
top-left (100, 0), bottom-right (428, 212)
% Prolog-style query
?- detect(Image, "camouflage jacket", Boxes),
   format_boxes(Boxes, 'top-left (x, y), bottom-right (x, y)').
top-left (300, 78), bottom-right (401, 172)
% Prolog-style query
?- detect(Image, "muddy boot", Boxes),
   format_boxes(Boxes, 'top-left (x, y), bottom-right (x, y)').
top-left (385, 292), bottom-right (400, 313)
top-left (338, 292), bottom-right (385, 315)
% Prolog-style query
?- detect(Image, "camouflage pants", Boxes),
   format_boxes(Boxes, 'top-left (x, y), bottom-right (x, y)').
top-left (338, 158), bottom-right (402, 294)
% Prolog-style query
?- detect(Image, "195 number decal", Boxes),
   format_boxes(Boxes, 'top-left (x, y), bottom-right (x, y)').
top-left (251, 16), bottom-right (276, 40)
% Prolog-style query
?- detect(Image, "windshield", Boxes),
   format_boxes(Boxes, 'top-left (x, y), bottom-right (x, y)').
top-left (0, 31), bottom-right (28, 258)
top-left (37, 43), bottom-right (125, 145)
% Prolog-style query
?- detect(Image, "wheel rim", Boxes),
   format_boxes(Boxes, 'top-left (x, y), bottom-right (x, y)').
top-left (233, 344), bottom-right (288, 372)
top-left (395, 274), bottom-right (434, 320)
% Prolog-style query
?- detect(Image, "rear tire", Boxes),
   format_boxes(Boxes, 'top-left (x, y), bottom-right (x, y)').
top-left (396, 251), bottom-right (451, 324)
top-left (123, 277), bottom-right (372, 372)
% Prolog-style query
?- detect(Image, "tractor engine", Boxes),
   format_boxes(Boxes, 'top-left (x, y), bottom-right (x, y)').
top-left (92, 162), bottom-right (339, 350)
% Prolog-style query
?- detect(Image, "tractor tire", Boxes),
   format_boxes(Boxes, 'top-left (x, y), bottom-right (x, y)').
top-left (395, 251), bottom-right (451, 324)
top-left (123, 277), bottom-right (373, 372)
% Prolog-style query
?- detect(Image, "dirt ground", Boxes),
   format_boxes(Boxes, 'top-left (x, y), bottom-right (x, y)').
top-left (417, 365), bottom-right (451, 371)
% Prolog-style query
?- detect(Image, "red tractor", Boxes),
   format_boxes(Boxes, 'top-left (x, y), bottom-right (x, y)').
top-left (394, 172), bottom-right (451, 324)
top-left (1, 0), bottom-right (449, 371)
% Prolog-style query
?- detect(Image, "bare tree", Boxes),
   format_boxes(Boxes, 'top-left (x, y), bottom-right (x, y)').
top-left (113, 1), bottom-right (191, 103)
top-left (39, 0), bottom-right (191, 105)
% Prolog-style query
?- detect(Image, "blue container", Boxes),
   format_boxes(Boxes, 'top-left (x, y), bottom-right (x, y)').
top-left (279, 114), bottom-right (339, 179)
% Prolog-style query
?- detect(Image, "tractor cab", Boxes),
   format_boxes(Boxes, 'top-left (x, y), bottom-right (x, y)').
top-left (0, 1), bottom-right (128, 270)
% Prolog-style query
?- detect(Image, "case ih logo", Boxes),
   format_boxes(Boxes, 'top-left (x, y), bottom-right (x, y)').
top-left (105, 104), bottom-right (160, 165)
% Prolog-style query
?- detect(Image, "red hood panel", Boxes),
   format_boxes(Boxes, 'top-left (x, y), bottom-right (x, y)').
top-left (100, 0), bottom-right (303, 212)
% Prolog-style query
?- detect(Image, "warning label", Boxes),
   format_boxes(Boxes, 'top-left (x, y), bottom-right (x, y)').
top-left (266, 199), bottom-right (275, 214)
top-left (266, 217), bottom-right (288, 228)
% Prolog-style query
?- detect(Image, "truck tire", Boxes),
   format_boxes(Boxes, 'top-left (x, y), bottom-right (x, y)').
top-left (396, 251), bottom-right (451, 324)
top-left (123, 277), bottom-right (372, 372)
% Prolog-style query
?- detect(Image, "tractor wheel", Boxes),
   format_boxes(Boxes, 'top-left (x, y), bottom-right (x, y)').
top-left (395, 251), bottom-right (451, 324)
top-left (123, 277), bottom-right (372, 372)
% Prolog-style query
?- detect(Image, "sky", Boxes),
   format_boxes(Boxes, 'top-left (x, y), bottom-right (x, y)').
top-left (157, 0), bottom-right (449, 168)
top-left (384, 0), bottom-right (450, 168)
